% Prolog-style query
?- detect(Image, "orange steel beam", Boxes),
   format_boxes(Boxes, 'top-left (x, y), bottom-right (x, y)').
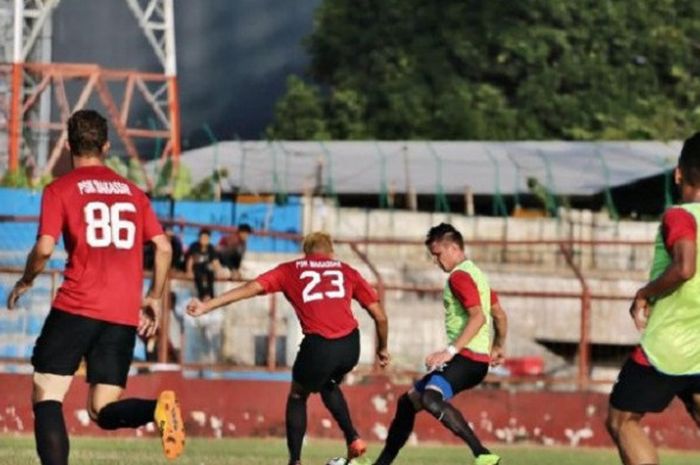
top-left (52, 74), bottom-right (71, 121)
top-left (120, 75), bottom-right (136, 125)
top-left (8, 63), bottom-right (22, 173)
top-left (5, 63), bottom-right (179, 189)
top-left (167, 76), bottom-right (181, 164)
top-left (21, 72), bottom-right (52, 115)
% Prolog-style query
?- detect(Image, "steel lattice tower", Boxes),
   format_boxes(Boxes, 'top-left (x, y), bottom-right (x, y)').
top-left (0, 0), bottom-right (180, 189)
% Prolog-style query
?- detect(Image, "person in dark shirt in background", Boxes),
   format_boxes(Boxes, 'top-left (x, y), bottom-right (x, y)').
top-left (186, 228), bottom-right (220, 300)
top-left (143, 225), bottom-right (185, 273)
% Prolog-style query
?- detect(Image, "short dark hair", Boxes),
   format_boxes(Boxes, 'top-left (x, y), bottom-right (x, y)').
top-left (679, 132), bottom-right (700, 187)
top-left (199, 228), bottom-right (211, 237)
top-left (238, 223), bottom-right (252, 233)
top-left (67, 109), bottom-right (108, 156)
top-left (425, 223), bottom-right (464, 249)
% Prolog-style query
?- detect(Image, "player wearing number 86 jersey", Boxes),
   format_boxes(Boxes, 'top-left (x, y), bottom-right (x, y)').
top-left (187, 232), bottom-right (389, 465)
top-left (6, 110), bottom-right (184, 465)
top-left (39, 158), bottom-right (162, 326)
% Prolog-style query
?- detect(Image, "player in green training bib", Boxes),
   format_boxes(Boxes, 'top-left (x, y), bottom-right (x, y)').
top-left (371, 223), bottom-right (507, 465)
top-left (608, 133), bottom-right (700, 465)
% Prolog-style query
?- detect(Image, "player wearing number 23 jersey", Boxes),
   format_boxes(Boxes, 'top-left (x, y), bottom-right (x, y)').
top-left (186, 232), bottom-right (389, 465)
top-left (255, 253), bottom-right (377, 338)
top-left (39, 165), bottom-right (163, 326)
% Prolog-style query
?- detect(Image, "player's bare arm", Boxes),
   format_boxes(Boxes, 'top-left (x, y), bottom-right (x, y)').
top-left (490, 301), bottom-right (508, 366)
top-left (631, 237), bottom-right (696, 330)
top-left (186, 280), bottom-right (265, 317)
top-left (7, 235), bottom-right (56, 310)
top-left (140, 234), bottom-right (172, 338)
top-left (365, 301), bottom-right (390, 367)
top-left (425, 305), bottom-right (485, 370)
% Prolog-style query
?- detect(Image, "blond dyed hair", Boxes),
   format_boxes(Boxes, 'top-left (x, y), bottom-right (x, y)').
top-left (303, 231), bottom-right (334, 255)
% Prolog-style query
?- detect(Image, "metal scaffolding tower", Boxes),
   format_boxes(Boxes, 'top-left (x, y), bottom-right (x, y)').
top-left (0, 0), bottom-right (180, 189)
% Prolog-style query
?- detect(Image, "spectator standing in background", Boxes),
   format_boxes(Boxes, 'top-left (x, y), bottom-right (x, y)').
top-left (186, 228), bottom-right (220, 300)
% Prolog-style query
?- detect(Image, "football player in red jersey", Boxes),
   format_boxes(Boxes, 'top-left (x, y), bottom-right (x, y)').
top-left (187, 231), bottom-right (390, 465)
top-left (6, 110), bottom-right (184, 464)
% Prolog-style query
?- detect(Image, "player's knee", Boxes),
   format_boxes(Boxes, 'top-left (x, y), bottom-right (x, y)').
top-left (605, 412), bottom-right (620, 439)
top-left (88, 400), bottom-right (104, 424)
top-left (397, 392), bottom-right (417, 414)
top-left (420, 389), bottom-right (444, 418)
top-left (606, 409), bottom-right (637, 440)
top-left (88, 395), bottom-right (114, 426)
top-left (289, 384), bottom-right (310, 401)
top-left (406, 389), bottom-right (422, 411)
top-left (320, 380), bottom-right (338, 394)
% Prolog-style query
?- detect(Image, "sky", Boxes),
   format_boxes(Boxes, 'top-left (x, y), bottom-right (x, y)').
top-left (52, 0), bottom-right (322, 147)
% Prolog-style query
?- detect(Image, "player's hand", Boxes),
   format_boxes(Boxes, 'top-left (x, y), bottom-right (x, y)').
top-left (490, 344), bottom-right (506, 367)
top-left (376, 348), bottom-right (390, 368)
top-left (186, 298), bottom-right (210, 317)
top-left (139, 296), bottom-right (161, 338)
top-left (425, 350), bottom-right (452, 371)
top-left (630, 294), bottom-right (650, 331)
top-left (7, 279), bottom-right (31, 310)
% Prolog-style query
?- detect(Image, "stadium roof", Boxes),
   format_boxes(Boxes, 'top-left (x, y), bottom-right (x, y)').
top-left (161, 141), bottom-right (682, 196)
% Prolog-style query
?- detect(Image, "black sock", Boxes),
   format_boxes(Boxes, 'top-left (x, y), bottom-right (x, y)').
top-left (421, 390), bottom-right (489, 457)
top-left (96, 399), bottom-right (157, 430)
top-left (34, 401), bottom-right (69, 465)
top-left (320, 382), bottom-right (358, 444)
top-left (374, 393), bottom-right (417, 465)
top-left (286, 392), bottom-right (308, 463)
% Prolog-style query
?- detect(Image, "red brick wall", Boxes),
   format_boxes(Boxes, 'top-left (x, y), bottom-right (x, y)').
top-left (1, 373), bottom-right (696, 449)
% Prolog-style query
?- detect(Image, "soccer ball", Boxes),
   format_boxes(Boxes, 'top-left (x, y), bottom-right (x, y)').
top-left (325, 458), bottom-right (348, 465)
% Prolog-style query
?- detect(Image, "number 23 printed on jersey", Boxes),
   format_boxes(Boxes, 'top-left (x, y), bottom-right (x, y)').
top-left (300, 270), bottom-right (346, 303)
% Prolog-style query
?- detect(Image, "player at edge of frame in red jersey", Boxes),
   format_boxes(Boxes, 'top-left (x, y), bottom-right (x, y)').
top-left (38, 166), bottom-right (163, 326)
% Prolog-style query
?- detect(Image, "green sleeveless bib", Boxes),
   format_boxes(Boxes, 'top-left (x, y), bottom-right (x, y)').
top-left (443, 260), bottom-right (492, 355)
top-left (641, 204), bottom-right (700, 375)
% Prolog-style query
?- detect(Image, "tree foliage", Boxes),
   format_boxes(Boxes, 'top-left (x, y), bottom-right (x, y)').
top-left (268, 0), bottom-right (700, 140)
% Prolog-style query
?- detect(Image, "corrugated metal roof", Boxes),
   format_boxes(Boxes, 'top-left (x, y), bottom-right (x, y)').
top-left (157, 140), bottom-right (681, 196)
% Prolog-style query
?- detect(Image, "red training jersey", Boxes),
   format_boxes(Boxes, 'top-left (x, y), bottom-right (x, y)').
top-left (38, 165), bottom-right (163, 326)
top-left (448, 270), bottom-right (500, 308)
top-left (255, 253), bottom-right (379, 338)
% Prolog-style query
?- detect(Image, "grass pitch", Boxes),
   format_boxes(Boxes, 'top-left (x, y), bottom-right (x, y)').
top-left (1, 435), bottom-right (699, 464)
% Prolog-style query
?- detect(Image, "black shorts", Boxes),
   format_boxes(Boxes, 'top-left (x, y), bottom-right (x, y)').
top-left (292, 329), bottom-right (360, 392)
top-left (414, 355), bottom-right (489, 400)
top-left (32, 308), bottom-right (137, 388)
top-left (609, 358), bottom-right (700, 414)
